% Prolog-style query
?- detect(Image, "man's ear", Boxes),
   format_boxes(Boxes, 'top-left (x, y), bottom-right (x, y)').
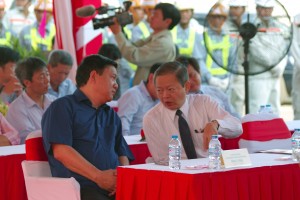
top-left (89, 71), bottom-right (97, 83)
top-left (164, 18), bottom-right (172, 28)
top-left (184, 80), bottom-right (191, 93)
top-left (23, 79), bottom-right (31, 88)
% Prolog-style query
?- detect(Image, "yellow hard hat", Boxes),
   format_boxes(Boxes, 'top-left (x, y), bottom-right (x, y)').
top-left (141, 0), bottom-right (159, 9)
top-left (208, 2), bottom-right (228, 17)
top-left (34, 0), bottom-right (53, 12)
top-left (0, 0), bottom-right (5, 9)
top-left (131, 0), bottom-right (142, 8)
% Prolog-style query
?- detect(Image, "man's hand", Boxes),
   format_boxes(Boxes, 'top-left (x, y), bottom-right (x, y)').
top-left (202, 121), bottom-right (219, 150)
top-left (109, 18), bottom-right (122, 35)
top-left (2, 75), bottom-right (22, 95)
top-left (94, 169), bottom-right (117, 195)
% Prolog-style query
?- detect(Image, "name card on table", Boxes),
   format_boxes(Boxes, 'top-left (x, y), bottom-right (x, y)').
top-left (222, 148), bottom-right (252, 168)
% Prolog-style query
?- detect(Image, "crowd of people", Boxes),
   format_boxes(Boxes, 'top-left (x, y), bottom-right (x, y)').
top-left (0, 0), bottom-right (299, 199)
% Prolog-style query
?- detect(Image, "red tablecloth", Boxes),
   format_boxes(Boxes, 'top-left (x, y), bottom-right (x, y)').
top-left (0, 154), bottom-right (27, 200)
top-left (129, 143), bottom-right (151, 165)
top-left (116, 157), bottom-right (300, 200)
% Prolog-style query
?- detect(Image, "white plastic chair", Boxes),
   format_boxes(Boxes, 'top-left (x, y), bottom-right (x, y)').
top-left (23, 130), bottom-right (81, 200)
top-left (239, 114), bottom-right (291, 153)
top-left (22, 161), bottom-right (81, 200)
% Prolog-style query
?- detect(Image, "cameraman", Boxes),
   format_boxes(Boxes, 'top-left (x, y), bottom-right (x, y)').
top-left (109, 2), bottom-right (180, 86)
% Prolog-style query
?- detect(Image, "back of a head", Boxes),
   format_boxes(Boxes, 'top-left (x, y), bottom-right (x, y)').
top-left (154, 61), bottom-right (188, 86)
top-left (176, 55), bottom-right (200, 74)
top-left (48, 50), bottom-right (73, 67)
top-left (15, 57), bottom-right (47, 87)
top-left (98, 43), bottom-right (122, 61)
top-left (0, 46), bottom-right (20, 67)
top-left (76, 54), bottom-right (118, 88)
top-left (155, 3), bottom-right (181, 30)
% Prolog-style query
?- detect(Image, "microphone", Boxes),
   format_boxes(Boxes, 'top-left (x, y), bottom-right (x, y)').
top-left (76, 5), bottom-right (96, 17)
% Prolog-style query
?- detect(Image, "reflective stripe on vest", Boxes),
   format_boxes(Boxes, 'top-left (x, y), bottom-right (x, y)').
top-left (171, 26), bottom-right (196, 56)
top-left (204, 32), bottom-right (230, 76)
top-left (123, 26), bottom-right (132, 40)
top-left (30, 24), bottom-right (56, 51)
top-left (0, 32), bottom-right (12, 46)
top-left (138, 21), bottom-right (150, 39)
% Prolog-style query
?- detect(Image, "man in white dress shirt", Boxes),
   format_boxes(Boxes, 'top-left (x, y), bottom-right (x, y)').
top-left (143, 61), bottom-right (242, 165)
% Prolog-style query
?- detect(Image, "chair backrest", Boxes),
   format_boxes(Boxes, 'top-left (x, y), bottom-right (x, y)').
top-left (22, 160), bottom-right (81, 200)
top-left (239, 116), bottom-right (291, 153)
top-left (25, 130), bottom-right (48, 161)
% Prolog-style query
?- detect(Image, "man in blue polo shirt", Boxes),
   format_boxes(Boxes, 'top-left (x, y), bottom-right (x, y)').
top-left (42, 55), bottom-right (133, 200)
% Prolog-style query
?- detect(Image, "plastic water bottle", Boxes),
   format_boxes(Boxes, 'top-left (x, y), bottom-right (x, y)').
top-left (265, 104), bottom-right (273, 114)
top-left (258, 105), bottom-right (266, 113)
top-left (291, 129), bottom-right (300, 161)
top-left (169, 135), bottom-right (181, 170)
top-left (208, 135), bottom-right (222, 170)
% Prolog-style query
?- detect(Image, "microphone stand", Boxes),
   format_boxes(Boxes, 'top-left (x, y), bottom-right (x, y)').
top-left (239, 14), bottom-right (257, 114)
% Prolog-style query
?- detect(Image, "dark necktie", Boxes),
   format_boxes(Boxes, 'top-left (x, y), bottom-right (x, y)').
top-left (176, 110), bottom-right (197, 159)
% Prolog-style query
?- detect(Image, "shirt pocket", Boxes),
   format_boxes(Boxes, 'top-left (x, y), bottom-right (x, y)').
top-left (99, 125), bottom-right (117, 152)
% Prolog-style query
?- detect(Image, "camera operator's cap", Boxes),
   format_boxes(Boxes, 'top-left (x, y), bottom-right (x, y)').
top-left (255, 0), bottom-right (275, 7)
top-left (0, 0), bottom-right (5, 9)
top-left (34, 0), bottom-right (53, 12)
top-left (175, 0), bottom-right (194, 11)
top-left (208, 2), bottom-right (228, 17)
top-left (229, 0), bottom-right (247, 7)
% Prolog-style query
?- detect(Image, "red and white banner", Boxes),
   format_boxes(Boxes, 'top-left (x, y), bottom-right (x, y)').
top-left (53, 0), bottom-right (103, 82)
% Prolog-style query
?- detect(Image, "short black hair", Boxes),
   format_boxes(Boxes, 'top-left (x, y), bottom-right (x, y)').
top-left (155, 3), bottom-right (181, 30)
top-left (0, 46), bottom-right (20, 68)
top-left (146, 62), bottom-right (162, 84)
top-left (15, 57), bottom-right (47, 87)
top-left (154, 61), bottom-right (188, 87)
top-left (176, 55), bottom-right (200, 74)
top-left (47, 50), bottom-right (74, 67)
top-left (98, 43), bottom-right (122, 60)
top-left (76, 54), bottom-right (118, 87)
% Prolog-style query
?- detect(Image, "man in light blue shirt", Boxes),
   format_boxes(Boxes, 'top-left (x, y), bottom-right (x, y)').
top-left (6, 57), bottom-right (56, 143)
top-left (176, 56), bottom-right (240, 118)
top-left (118, 63), bottom-right (160, 136)
top-left (47, 50), bottom-right (76, 98)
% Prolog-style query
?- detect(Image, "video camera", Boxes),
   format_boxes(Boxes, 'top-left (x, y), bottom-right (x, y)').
top-left (92, 1), bottom-right (133, 29)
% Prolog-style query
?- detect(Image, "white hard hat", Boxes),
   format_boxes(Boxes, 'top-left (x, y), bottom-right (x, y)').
top-left (102, 0), bottom-right (120, 7)
top-left (175, 0), bottom-right (194, 10)
top-left (255, 0), bottom-right (275, 7)
top-left (229, 0), bottom-right (247, 7)
top-left (141, 0), bottom-right (159, 8)
top-left (34, 0), bottom-right (53, 12)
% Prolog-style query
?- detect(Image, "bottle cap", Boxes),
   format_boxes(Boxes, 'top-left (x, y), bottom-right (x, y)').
top-left (172, 135), bottom-right (178, 139)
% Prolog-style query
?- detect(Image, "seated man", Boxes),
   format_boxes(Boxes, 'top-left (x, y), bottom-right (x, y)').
top-left (143, 61), bottom-right (242, 165)
top-left (176, 55), bottom-right (240, 118)
top-left (0, 46), bottom-right (22, 104)
top-left (0, 113), bottom-right (19, 146)
top-left (6, 57), bottom-right (55, 144)
top-left (47, 50), bottom-right (76, 98)
top-left (118, 63), bottom-right (160, 136)
top-left (42, 55), bottom-right (133, 200)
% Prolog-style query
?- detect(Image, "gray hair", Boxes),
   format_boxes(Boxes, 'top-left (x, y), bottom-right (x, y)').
top-left (47, 50), bottom-right (73, 67)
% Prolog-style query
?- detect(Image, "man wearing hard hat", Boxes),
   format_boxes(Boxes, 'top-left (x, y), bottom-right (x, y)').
top-left (19, 0), bottom-right (55, 53)
top-left (291, 14), bottom-right (300, 119)
top-left (247, 0), bottom-right (289, 114)
top-left (3, 0), bottom-right (35, 35)
top-left (0, 0), bottom-right (17, 46)
top-left (171, 1), bottom-right (203, 65)
top-left (200, 2), bottom-right (236, 92)
top-left (225, 0), bottom-right (247, 115)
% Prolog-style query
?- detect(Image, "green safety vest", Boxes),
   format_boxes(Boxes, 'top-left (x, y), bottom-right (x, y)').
top-left (171, 26), bottom-right (196, 56)
top-left (0, 32), bottom-right (12, 46)
top-left (204, 32), bottom-right (230, 76)
top-left (30, 24), bottom-right (56, 51)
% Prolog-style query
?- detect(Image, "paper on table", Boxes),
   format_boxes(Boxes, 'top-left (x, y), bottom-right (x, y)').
top-left (259, 149), bottom-right (292, 154)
